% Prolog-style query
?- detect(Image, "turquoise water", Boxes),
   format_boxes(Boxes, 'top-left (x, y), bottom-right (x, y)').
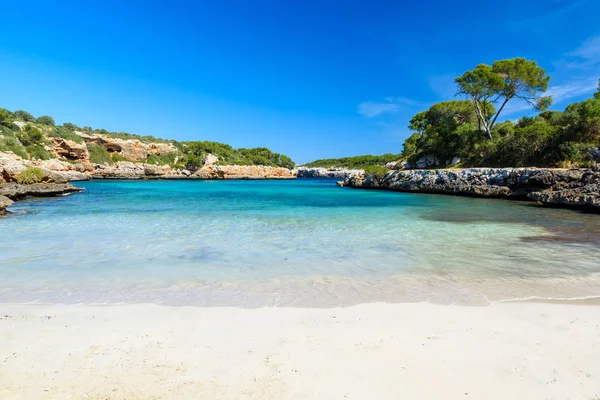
top-left (1, 179), bottom-right (600, 306)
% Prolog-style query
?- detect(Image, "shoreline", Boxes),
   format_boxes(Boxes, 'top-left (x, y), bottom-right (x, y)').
top-left (1, 301), bottom-right (598, 399)
top-left (341, 167), bottom-right (600, 213)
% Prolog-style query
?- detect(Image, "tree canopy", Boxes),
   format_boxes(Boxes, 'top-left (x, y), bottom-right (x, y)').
top-left (455, 58), bottom-right (551, 140)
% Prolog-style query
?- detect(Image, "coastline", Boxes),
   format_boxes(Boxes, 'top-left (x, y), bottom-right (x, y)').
top-left (341, 167), bottom-right (600, 213)
top-left (1, 301), bottom-right (598, 399)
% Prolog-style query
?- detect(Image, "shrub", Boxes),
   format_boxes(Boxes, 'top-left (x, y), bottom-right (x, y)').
top-left (364, 165), bottom-right (389, 182)
top-left (14, 110), bottom-right (36, 122)
top-left (36, 115), bottom-right (55, 126)
top-left (0, 108), bottom-right (14, 124)
top-left (146, 152), bottom-right (178, 166)
top-left (26, 145), bottom-right (54, 160)
top-left (110, 153), bottom-right (129, 162)
top-left (16, 167), bottom-right (45, 184)
top-left (18, 125), bottom-right (45, 146)
top-left (87, 143), bottom-right (113, 164)
top-left (304, 154), bottom-right (399, 169)
top-left (49, 126), bottom-right (85, 144)
top-left (0, 136), bottom-right (27, 158)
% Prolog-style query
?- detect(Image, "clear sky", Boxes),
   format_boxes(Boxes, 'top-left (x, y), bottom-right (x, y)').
top-left (1, 0), bottom-right (599, 163)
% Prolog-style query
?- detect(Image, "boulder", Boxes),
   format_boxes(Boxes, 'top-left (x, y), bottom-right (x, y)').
top-left (447, 157), bottom-right (461, 166)
top-left (203, 153), bottom-right (219, 166)
top-left (0, 152), bottom-right (27, 183)
top-left (0, 195), bottom-right (13, 214)
top-left (416, 155), bottom-right (438, 169)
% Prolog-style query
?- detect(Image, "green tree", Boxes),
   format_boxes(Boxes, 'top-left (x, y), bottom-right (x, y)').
top-left (36, 115), bottom-right (55, 126)
top-left (403, 100), bottom-right (491, 162)
top-left (455, 58), bottom-right (551, 140)
top-left (14, 110), bottom-right (36, 122)
top-left (408, 111), bottom-right (428, 153)
top-left (595, 79), bottom-right (600, 100)
top-left (0, 108), bottom-right (14, 123)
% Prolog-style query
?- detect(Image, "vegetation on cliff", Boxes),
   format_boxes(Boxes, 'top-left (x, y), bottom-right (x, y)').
top-left (303, 154), bottom-right (400, 169)
top-left (0, 108), bottom-right (295, 168)
top-left (306, 62), bottom-right (599, 170)
top-left (402, 61), bottom-right (599, 168)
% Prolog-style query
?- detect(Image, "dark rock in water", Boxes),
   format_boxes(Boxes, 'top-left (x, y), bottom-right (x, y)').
top-left (0, 195), bottom-right (13, 214)
top-left (0, 183), bottom-right (84, 200)
top-left (528, 184), bottom-right (600, 212)
top-left (342, 168), bottom-right (600, 213)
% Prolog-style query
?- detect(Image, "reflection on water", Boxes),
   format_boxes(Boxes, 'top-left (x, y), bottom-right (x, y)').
top-left (1, 179), bottom-right (599, 307)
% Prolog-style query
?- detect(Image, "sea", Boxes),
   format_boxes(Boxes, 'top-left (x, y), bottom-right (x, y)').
top-left (1, 179), bottom-right (599, 307)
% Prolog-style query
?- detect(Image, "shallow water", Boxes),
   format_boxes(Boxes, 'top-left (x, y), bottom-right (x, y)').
top-left (1, 179), bottom-right (599, 307)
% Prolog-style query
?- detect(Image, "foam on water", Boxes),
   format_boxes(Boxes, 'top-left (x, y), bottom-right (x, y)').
top-left (1, 179), bottom-right (599, 306)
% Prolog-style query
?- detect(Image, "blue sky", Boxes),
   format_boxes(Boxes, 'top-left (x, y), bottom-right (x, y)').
top-left (0, 0), bottom-right (599, 163)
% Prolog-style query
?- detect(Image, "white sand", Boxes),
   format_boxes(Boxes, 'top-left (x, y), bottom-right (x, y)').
top-left (0, 302), bottom-right (599, 399)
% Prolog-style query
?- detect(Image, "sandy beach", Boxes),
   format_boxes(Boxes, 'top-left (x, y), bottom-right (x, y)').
top-left (0, 301), bottom-right (598, 399)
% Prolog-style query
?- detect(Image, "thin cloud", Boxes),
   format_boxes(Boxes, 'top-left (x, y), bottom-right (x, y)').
top-left (565, 34), bottom-right (600, 68)
top-left (546, 78), bottom-right (599, 102)
top-left (357, 97), bottom-right (429, 118)
top-left (357, 101), bottom-right (399, 118)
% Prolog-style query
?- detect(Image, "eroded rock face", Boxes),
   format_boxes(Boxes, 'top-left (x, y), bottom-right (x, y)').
top-left (0, 152), bottom-right (91, 183)
top-left (76, 132), bottom-right (177, 161)
top-left (342, 168), bottom-right (600, 212)
top-left (296, 167), bottom-right (362, 179)
top-left (50, 138), bottom-right (89, 161)
top-left (0, 152), bottom-right (27, 183)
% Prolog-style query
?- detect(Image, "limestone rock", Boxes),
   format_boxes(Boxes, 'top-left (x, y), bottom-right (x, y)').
top-left (416, 155), bottom-right (438, 169)
top-left (50, 138), bottom-right (89, 161)
top-left (295, 167), bottom-right (362, 179)
top-left (448, 157), bottom-right (462, 166)
top-left (529, 183), bottom-right (600, 211)
top-left (203, 153), bottom-right (219, 166)
top-left (0, 152), bottom-right (27, 183)
top-left (0, 195), bottom-right (13, 214)
top-left (343, 167), bottom-right (600, 212)
top-left (0, 183), bottom-right (84, 200)
top-left (12, 121), bottom-right (26, 130)
top-left (77, 132), bottom-right (177, 162)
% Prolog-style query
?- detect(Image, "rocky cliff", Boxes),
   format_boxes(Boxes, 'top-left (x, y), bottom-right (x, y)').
top-left (0, 151), bottom-right (296, 182)
top-left (341, 168), bottom-right (600, 212)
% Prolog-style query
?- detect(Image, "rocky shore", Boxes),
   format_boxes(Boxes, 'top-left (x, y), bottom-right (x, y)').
top-left (340, 167), bottom-right (600, 212)
top-left (296, 166), bottom-right (362, 179)
top-left (0, 183), bottom-right (83, 214)
top-left (0, 151), bottom-right (296, 183)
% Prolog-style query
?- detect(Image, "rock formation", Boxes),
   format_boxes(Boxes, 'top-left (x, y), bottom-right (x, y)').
top-left (296, 167), bottom-right (362, 179)
top-left (76, 132), bottom-right (177, 161)
top-left (50, 137), bottom-right (89, 161)
top-left (341, 168), bottom-right (600, 213)
top-left (0, 195), bottom-right (13, 214)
